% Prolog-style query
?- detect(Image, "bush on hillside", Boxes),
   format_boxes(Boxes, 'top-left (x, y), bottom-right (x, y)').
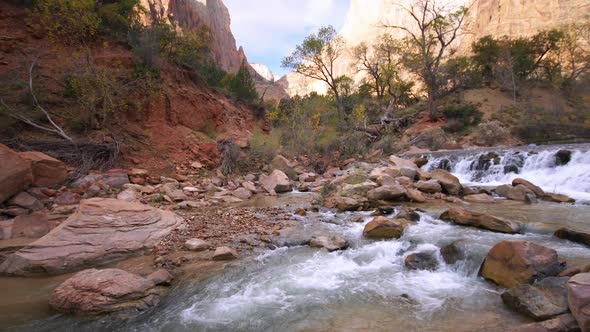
top-left (471, 121), bottom-right (511, 146)
top-left (222, 60), bottom-right (259, 104)
top-left (28, 0), bottom-right (101, 45)
top-left (442, 104), bottom-right (482, 133)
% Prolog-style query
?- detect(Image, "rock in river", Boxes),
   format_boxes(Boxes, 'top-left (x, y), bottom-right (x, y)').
top-left (0, 198), bottom-right (183, 276)
top-left (554, 228), bottom-right (590, 247)
top-left (509, 313), bottom-right (580, 332)
top-left (49, 268), bottom-right (164, 315)
top-left (440, 207), bottom-right (522, 234)
top-left (567, 272), bottom-right (590, 331)
top-left (363, 217), bottom-right (409, 239)
top-left (405, 252), bottom-right (439, 271)
top-left (310, 235), bottom-right (349, 252)
top-left (480, 241), bottom-right (562, 288)
top-left (430, 169), bottom-right (462, 195)
top-left (501, 277), bottom-right (569, 321)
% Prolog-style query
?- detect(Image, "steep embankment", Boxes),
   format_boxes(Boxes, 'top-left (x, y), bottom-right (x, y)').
top-left (0, 1), bottom-right (266, 175)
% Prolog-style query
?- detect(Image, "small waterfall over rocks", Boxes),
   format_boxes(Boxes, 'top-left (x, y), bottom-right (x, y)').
top-left (419, 144), bottom-right (590, 202)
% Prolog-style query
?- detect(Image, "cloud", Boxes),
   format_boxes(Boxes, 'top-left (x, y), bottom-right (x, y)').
top-left (224, 0), bottom-right (350, 75)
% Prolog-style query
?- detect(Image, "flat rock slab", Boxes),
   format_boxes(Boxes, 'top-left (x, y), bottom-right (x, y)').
top-left (502, 277), bottom-right (569, 321)
top-left (49, 268), bottom-right (163, 315)
top-left (440, 207), bottom-right (521, 234)
top-left (0, 198), bottom-right (183, 276)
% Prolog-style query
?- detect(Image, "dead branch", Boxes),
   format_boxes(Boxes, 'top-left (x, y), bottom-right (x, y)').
top-left (1, 59), bottom-right (73, 142)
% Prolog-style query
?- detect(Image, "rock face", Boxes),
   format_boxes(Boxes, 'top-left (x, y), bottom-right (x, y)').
top-left (49, 268), bottom-right (163, 315)
top-left (363, 217), bottom-right (408, 239)
top-left (0, 198), bottom-right (183, 276)
top-left (440, 207), bottom-right (521, 234)
top-left (142, 0), bottom-right (245, 73)
top-left (480, 241), bottom-right (562, 288)
top-left (501, 277), bottom-right (569, 321)
top-left (18, 151), bottom-right (67, 188)
top-left (567, 273), bottom-right (590, 331)
top-left (0, 144), bottom-right (32, 203)
top-left (282, 0), bottom-right (590, 97)
top-left (260, 170), bottom-right (292, 194)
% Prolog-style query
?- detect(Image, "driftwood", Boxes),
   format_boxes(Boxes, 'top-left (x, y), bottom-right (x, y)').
top-left (4, 139), bottom-right (120, 181)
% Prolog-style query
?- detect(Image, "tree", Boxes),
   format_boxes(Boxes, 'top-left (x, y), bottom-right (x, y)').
top-left (471, 36), bottom-right (501, 83)
top-left (282, 26), bottom-right (347, 121)
top-left (223, 59), bottom-right (259, 104)
top-left (386, 0), bottom-right (468, 118)
top-left (555, 23), bottom-right (590, 84)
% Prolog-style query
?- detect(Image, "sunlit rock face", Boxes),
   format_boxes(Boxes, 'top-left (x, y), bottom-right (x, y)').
top-left (251, 63), bottom-right (281, 82)
top-left (142, 0), bottom-right (245, 73)
top-left (282, 0), bottom-right (590, 96)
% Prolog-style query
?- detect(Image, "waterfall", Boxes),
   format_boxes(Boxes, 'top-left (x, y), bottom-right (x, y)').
top-left (421, 144), bottom-right (590, 202)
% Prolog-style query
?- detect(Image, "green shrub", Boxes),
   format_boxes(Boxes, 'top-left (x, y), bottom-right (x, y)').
top-left (248, 129), bottom-right (280, 165)
top-left (443, 104), bottom-right (482, 133)
top-left (28, 0), bottom-right (101, 45)
top-left (98, 0), bottom-right (143, 37)
top-left (222, 60), bottom-right (259, 104)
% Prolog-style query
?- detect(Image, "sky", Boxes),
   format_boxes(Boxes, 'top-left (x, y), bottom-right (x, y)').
top-left (224, 0), bottom-right (351, 77)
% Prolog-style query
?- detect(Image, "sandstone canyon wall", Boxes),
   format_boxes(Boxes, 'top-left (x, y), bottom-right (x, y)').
top-left (282, 0), bottom-right (590, 96)
top-left (142, 0), bottom-right (245, 73)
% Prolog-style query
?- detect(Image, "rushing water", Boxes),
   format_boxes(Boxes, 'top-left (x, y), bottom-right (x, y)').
top-left (421, 143), bottom-right (590, 202)
top-left (13, 201), bottom-right (590, 332)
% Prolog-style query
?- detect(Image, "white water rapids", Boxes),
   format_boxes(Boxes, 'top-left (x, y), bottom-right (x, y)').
top-left (422, 144), bottom-right (590, 202)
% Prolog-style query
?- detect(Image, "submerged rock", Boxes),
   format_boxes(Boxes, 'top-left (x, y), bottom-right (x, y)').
top-left (363, 217), bottom-right (409, 239)
top-left (440, 207), bottom-right (521, 234)
top-left (555, 150), bottom-right (572, 166)
top-left (480, 241), bottom-right (562, 288)
top-left (405, 252), bottom-right (439, 271)
top-left (0, 198), bottom-right (183, 276)
top-left (463, 193), bottom-right (495, 203)
top-left (49, 268), bottom-right (164, 315)
top-left (554, 228), bottom-right (590, 247)
top-left (501, 277), bottom-right (569, 321)
top-left (440, 240), bottom-right (469, 265)
top-left (309, 235), bottom-right (349, 252)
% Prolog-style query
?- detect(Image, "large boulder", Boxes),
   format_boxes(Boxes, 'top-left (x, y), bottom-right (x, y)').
top-left (415, 180), bottom-right (443, 194)
top-left (259, 170), bottom-right (293, 194)
top-left (18, 151), bottom-right (67, 188)
top-left (480, 241), bottom-right (562, 288)
top-left (49, 268), bottom-right (164, 315)
top-left (0, 198), bottom-right (183, 276)
top-left (333, 196), bottom-right (364, 211)
top-left (0, 144), bottom-right (32, 203)
top-left (496, 184), bottom-right (535, 202)
top-left (363, 217), bottom-right (409, 239)
top-left (509, 314), bottom-right (580, 332)
top-left (367, 185), bottom-right (407, 202)
top-left (440, 207), bottom-right (522, 234)
top-left (513, 178), bottom-right (545, 197)
top-left (501, 277), bottom-right (569, 321)
top-left (405, 188), bottom-right (426, 203)
top-left (554, 228), bottom-right (590, 247)
top-left (567, 273), bottom-right (590, 331)
top-left (430, 169), bottom-right (462, 195)
top-left (440, 240), bottom-right (469, 265)
top-left (389, 156), bottom-right (418, 178)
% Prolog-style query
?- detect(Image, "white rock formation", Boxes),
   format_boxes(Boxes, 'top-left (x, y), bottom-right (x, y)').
top-left (282, 0), bottom-right (590, 96)
top-left (251, 63), bottom-right (282, 82)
